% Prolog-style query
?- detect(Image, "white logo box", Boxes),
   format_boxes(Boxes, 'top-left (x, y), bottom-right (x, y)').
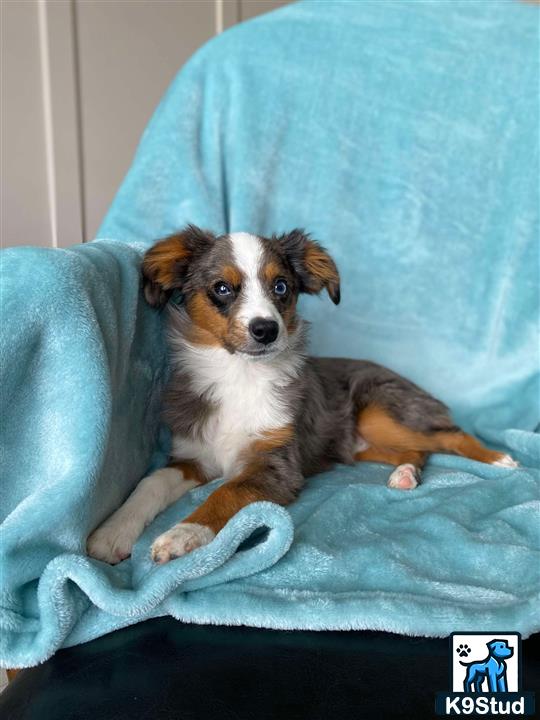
top-left (451, 633), bottom-right (520, 692)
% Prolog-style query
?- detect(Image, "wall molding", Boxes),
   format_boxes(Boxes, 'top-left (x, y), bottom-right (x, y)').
top-left (37, 0), bottom-right (57, 246)
top-left (39, 0), bottom-right (84, 247)
top-left (2, 0), bottom-right (287, 248)
top-left (222, 0), bottom-right (241, 29)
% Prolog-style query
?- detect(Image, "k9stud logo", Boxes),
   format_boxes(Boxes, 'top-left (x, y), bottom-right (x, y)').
top-left (435, 633), bottom-right (535, 716)
top-left (452, 634), bottom-right (518, 693)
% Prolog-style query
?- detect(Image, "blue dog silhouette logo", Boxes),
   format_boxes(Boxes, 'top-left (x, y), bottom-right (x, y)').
top-left (457, 638), bottom-right (514, 692)
top-left (436, 632), bottom-right (536, 715)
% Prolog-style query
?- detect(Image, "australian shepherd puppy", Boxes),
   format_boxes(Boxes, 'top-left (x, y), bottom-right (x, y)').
top-left (87, 226), bottom-right (518, 565)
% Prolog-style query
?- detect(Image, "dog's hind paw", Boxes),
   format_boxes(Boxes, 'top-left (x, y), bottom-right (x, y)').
top-left (492, 453), bottom-right (519, 468)
top-left (387, 463), bottom-right (420, 490)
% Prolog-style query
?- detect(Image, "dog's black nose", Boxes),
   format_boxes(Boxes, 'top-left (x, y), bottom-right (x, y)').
top-left (249, 318), bottom-right (279, 345)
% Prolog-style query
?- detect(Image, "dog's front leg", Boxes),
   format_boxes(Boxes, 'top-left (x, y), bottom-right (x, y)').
top-left (151, 433), bottom-right (302, 564)
top-left (87, 461), bottom-right (205, 564)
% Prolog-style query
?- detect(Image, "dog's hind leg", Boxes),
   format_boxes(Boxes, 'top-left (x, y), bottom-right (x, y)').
top-left (355, 447), bottom-right (426, 490)
top-left (427, 431), bottom-right (519, 468)
top-left (355, 404), bottom-right (431, 489)
top-left (356, 404), bottom-right (518, 490)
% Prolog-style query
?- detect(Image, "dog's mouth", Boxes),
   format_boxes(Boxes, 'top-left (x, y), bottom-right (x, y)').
top-left (238, 347), bottom-right (279, 359)
top-left (221, 339), bottom-right (281, 359)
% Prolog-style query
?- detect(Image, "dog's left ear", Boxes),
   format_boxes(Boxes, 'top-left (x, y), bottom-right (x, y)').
top-left (276, 229), bottom-right (340, 305)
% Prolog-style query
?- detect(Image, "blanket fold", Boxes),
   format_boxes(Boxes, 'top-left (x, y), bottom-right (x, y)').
top-left (1, 497), bottom-right (294, 665)
top-left (1, 0), bottom-right (539, 667)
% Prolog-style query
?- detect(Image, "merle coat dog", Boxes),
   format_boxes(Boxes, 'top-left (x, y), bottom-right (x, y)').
top-left (87, 227), bottom-right (519, 565)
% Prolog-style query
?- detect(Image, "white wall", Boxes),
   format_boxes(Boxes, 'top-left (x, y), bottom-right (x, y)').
top-left (1, 0), bottom-right (290, 249)
top-left (1, 1), bottom-right (52, 247)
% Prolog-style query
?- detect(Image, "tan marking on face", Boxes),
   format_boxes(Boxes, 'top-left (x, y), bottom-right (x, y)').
top-left (186, 291), bottom-right (248, 349)
top-left (262, 260), bottom-right (282, 284)
top-left (221, 264), bottom-right (242, 288)
top-left (225, 320), bottom-right (249, 349)
top-left (185, 292), bottom-right (227, 347)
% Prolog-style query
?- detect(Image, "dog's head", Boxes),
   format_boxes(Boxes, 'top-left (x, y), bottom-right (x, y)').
top-left (142, 225), bottom-right (340, 359)
top-left (487, 640), bottom-right (514, 660)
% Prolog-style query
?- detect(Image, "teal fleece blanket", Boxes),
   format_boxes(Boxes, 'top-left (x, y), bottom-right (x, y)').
top-left (1, 0), bottom-right (539, 667)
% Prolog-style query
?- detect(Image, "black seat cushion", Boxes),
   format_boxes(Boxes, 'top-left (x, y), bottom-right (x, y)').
top-left (2, 618), bottom-right (538, 719)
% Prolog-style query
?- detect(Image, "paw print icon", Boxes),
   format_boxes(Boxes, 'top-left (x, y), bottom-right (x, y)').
top-left (456, 644), bottom-right (471, 658)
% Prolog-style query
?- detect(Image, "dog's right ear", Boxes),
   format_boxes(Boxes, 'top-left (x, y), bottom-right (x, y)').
top-left (142, 225), bottom-right (215, 307)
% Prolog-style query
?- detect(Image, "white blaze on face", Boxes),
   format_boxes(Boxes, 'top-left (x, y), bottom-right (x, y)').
top-left (229, 232), bottom-right (283, 330)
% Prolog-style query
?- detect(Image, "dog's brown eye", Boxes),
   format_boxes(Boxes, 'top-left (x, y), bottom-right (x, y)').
top-left (214, 282), bottom-right (232, 297)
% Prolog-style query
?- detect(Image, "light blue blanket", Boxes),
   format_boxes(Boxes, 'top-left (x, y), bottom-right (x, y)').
top-left (1, 0), bottom-right (539, 668)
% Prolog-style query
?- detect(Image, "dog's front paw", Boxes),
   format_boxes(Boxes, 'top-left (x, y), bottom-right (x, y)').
top-left (87, 520), bottom-right (140, 564)
top-left (151, 523), bottom-right (215, 564)
top-left (387, 463), bottom-right (420, 490)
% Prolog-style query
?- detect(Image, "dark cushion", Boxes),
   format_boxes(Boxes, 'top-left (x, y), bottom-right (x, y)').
top-left (2, 619), bottom-right (539, 719)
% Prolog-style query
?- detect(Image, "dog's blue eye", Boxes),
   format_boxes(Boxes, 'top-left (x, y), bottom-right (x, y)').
top-left (273, 279), bottom-right (288, 296)
top-left (214, 282), bottom-right (232, 297)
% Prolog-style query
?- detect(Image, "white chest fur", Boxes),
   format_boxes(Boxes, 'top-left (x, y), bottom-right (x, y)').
top-left (170, 344), bottom-right (300, 480)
